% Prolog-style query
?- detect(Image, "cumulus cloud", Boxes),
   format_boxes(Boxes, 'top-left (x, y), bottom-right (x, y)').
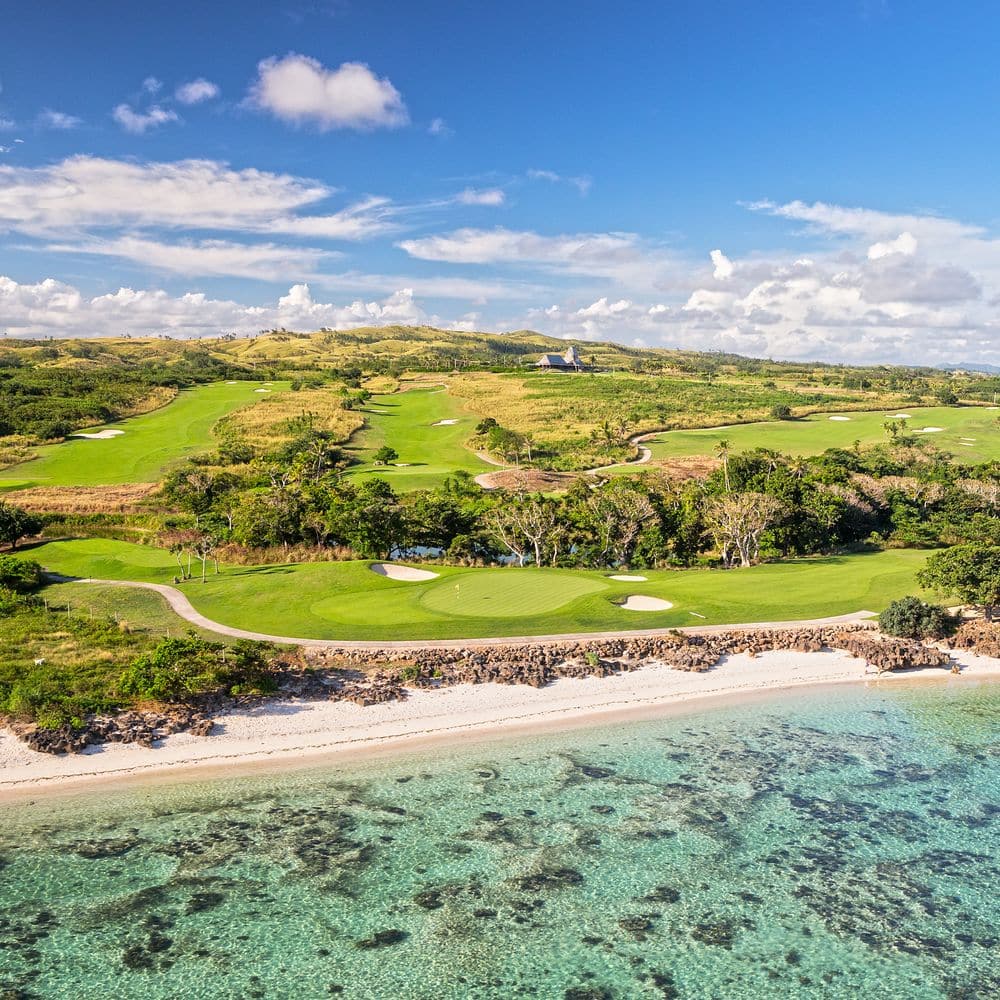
top-left (112, 103), bottom-right (180, 134)
top-left (249, 53), bottom-right (408, 130)
top-left (36, 109), bottom-right (81, 130)
top-left (175, 78), bottom-right (220, 105)
top-left (867, 231), bottom-right (917, 260)
top-left (0, 274), bottom-right (427, 338)
top-left (710, 249), bottom-right (734, 279)
top-left (142, 77), bottom-right (163, 95)
top-left (428, 117), bottom-right (451, 136)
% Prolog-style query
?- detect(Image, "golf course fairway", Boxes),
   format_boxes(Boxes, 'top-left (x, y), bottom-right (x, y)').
top-left (34, 538), bottom-right (930, 641)
top-left (345, 386), bottom-right (492, 491)
top-left (0, 381), bottom-right (289, 489)
top-left (639, 405), bottom-right (1000, 465)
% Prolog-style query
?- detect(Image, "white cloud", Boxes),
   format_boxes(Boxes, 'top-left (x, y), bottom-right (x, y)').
top-left (453, 187), bottom-right (505, 207)
top-left (710, 249), bottom-right (734, 279)
top-left (867, 231), bottom-right (918, 260)
top-left (397, 227), bottom-right (641, 269)
top-left (428, 117), bottom-right (451, 136)
top-left (175, 78), bottom-right (220, 105)
top-left (142, 77), bottom-right (163, 95)
top-left (112, 103), bottom-right (180, 134)
top-left (0, 274), bottom-right (427, 338)
top-left (0, 156), bottom-right (392, 240)
top-left (249, 53), bottom-right (408, 130)
top-left (36, 109), bottom-right (81, 130)
top-left (0, 118), bottom-right (14, 131)
top-left (526, 168), bottom-right (591, 195)
top-left (42, 236), bottom-right (332, 281)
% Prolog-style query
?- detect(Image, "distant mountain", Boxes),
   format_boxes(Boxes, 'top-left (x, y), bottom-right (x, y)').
top-left (941, 363), bottom-right (1000, 374)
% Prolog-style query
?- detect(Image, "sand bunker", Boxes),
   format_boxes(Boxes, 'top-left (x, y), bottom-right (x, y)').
top-left (432, 419), bottom-right (459, 426)
top-left (886, 413), bottom-right (912, 419)
top-left (828, 415), bottom-right (851, 422)
top-left (915, 426), bottom-right (944, 433)
top-left (370, 563), bottom-right (439, 582)
top-left (619, 595), bottom-right (673, 611)
top-left (254, 389), bottom-right (271, 393)
top-left (71, 429), bottom-right (124, 440)
top-left (959, 442), bottom-right (975, 446)
top-left (226, 380), bottom-right (239, 384)
top-left (609, 574), bottom-right (648, 582)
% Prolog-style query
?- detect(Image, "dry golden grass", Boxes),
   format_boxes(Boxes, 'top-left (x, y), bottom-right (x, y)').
top-left (4, 483), bottom-right (160, 513)
top-left (217, 387), bottom-right (364, 453)
top-left (121, 385), bottom-right (177, 416)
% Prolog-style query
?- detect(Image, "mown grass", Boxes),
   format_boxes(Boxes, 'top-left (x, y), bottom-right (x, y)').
top-left (344, 386), bottom-right (491, 491)
top-left (32, 537), bottom-right (930, 641)
top-left (0, 381), bottom-right (289, 490)
top-left (639, 405), bottom-right (1000, 465)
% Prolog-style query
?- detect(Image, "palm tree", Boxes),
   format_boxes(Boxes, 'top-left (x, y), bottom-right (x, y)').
top-left (714, 439), bottom-right (731, 492)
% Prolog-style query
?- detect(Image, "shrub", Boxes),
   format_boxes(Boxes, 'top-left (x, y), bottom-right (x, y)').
top-left (0, 554), bottom-right (44, 594)
top-left (769, 403), bottom-right (793, 420)
top-left (879, 596), bottom-right (956, 639)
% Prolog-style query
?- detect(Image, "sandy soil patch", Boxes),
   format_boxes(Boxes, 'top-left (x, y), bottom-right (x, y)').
top-left (609, 574), bottom-right (648, 582)
top-left (71, 429), bottom-right (124, 440)
top-left (619, 595), bottom-right (673, 611)
top-left (370, 563), bottom-right (440, 581)
top-left (432, 419), bottom-right (460, 426)
top-left (828, 416), bottom-right (851, 421)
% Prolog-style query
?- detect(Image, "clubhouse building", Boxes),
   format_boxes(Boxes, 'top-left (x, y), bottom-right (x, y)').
top-left (535, 346), bottom-right (588, 371)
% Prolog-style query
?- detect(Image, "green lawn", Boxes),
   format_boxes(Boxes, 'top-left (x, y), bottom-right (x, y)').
top-left (0, 381), bottom-right (289, 489)
top-left (635, 405), bottom-right (1000, 465)
top-left (33, 537), bottom-right (931, 641)
top-left (344, 387), bottom-right (491, 491)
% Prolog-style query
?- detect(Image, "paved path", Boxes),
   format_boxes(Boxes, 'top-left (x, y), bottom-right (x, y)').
top-left (50, 574), bottom-right (877, 650)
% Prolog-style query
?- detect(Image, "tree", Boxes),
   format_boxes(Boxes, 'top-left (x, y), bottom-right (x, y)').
top-left (714, 439), bottom-right (731, 492)
top-left (485, 494), bottom-right (563, 566)
top-left (584, 482), bottom-right (656, 567)
top-left (705, 492), bottom-right (783, 568)
top-left (0, 502), bottom-right (42, 551)
top-left (918, 544), bottom-right (1000, 620)
top-left (769, 403), bottom-right (792, 420)
top-left (0, 554), bottom-right (43, 593)
top-left (879, 597), bottom-right (955, 639)
top-left (373, 445), bottom-right (399, 466)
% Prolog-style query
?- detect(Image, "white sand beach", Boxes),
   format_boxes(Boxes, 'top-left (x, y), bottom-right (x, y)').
top-left (3, 648), bottom-right (997, 798)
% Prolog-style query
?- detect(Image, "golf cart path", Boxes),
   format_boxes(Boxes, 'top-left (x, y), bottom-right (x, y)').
top-left (474, 431), bottom-right (656, 489)
top-left (49, 574), bottom-right (877, 650)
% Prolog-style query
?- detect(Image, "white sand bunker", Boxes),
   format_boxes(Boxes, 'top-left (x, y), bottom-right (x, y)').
top-left (886, 413), bottom-right (912, 419)
top-left (828, 416), bottom-right (852, 421)
top-left (432, 419), bottom-right (459, 426)
top-left (959, 442), bottom-right (975, 446)
top-left (226, 380), bottom-right (239, 384)
top-left (609, 574), bottom-right (647, 582)
top-left (71, 429), bottom-right (124, 440)
top-left (619, 595), bottom-right (673, 611)
top-left (254, 388), bottom-right (272, 393)
top-left (915, 426), bottom-right (944, 433)
top-left (370, 563), bottom-right (439, 581)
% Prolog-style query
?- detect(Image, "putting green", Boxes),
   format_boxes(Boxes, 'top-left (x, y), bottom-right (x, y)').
top-left (417, 570), bottom-right (607, 618)
top-left (634, 406), bottom-right (1000, 466)
top-left (0, 381), bottom-right (289, 489)
top-left (345, 386), bottom-right (492, 491)
top-left (34, 538), bottom-right (931, 641)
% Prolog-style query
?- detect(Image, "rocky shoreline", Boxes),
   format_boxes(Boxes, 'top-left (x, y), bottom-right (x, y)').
top-left (6, 622), bottom-right (984, 757)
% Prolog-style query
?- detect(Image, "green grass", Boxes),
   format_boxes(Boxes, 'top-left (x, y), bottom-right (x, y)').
top-left (344, 387), bottom-right (491, 491)
top-left (637, 405), bottom-right (1000, 465)
top-left (0, 381), bottom-right (289, 489)
top-left (31, 537), bottom-right (931, 642)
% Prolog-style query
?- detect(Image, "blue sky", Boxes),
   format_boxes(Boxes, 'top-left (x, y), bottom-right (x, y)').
top-left (2, 0), bottom-right (999, 364)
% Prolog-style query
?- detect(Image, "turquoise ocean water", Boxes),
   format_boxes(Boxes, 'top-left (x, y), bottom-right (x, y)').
top-left (1, 680), bottom-right (998, 999)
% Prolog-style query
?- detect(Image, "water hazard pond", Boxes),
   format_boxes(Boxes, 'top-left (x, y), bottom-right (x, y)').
top-left (2, 681), bottom-right (998, 998)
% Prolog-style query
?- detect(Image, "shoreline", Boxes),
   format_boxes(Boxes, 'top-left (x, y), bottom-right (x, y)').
top-left (3, 647), bottom-right (998, 803)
